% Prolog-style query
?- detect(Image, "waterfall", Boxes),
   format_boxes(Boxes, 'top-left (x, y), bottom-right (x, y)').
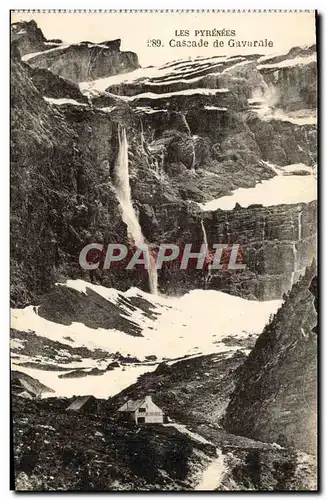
top-left (153, 157), bottom-right (160, 175)
top-left (290, 211), bottom-right (302, 287)
top-left (201, 220), bottom-right (208, 252)
top-left (201, 220), bottom-right (211, 288)
top-left (115, 126), bottom-right (143, 245)
top-left (114, 125), bottom-right (158, 294)
top-left (291, 241), bottom-right (298, 287)
top-left (262, 216), bottom-right (266, 242)
top-left (180, 113), bottom-right (196, 172)
top-left (141, 118), bottom-right (165, 179)
top-left (298, 211), bottom-right (303, 241)
top-left (140, 118), bottom-right (146, 159)
top-left (161, 149), bottom-right (165, 175)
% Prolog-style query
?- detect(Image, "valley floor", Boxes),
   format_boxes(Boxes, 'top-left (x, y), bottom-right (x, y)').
top-left (12, 395), bottom-right (317, 492)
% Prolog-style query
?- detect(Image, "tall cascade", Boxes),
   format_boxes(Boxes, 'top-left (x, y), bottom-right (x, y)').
top-left (291, 242), bottom-right (298, 287)
top-left (298, 211), bottom-right (303, 241)
top-left (180, 113), bottom-right (196, 172)
top-left (140, 118), bottom-right (164, 179)
top-left (201, 220), bottom-right (211, 288)
top-left (114, 125), bottom-right (158, 294)
top-left (290, 211), bottom-right (303, 287)
top-left (262, 216), bottom-right (266, 242)
top-left (201, 219), bottom-right (208, 252)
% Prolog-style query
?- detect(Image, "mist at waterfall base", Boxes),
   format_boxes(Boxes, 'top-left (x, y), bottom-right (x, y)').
top-left (113, 125), bottom-right (158, 295)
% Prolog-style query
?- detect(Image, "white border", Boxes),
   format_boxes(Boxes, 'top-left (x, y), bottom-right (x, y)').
top-left (2, 1), bottom-right (324, 498)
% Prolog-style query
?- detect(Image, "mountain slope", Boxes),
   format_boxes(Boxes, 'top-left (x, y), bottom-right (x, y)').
top-left (12, 395), bottom-right (217, 491)
top-left (10, 53), bottom-right (127, 306)
top-left (222, 264), bottom-right (317, 454)
top-left (12, 20), bottom-right (140, 82)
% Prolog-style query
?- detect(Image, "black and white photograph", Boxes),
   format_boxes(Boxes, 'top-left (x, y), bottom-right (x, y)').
top-left (10, 9), bottom-right (317, 491)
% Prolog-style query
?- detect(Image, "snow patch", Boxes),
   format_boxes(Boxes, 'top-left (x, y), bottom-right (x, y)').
top-left (199, 168), bottom-right (316, 211)
top-left (258, 54), bottom-right (316, 71)
top-left (22, 44), bottom-right (71, 62)
top-left (80, 67), bottom-right (172, 95)
top-left (164, 423), bottom-right (214, 446)
top-left (144, 71), bottom-right (222, 86)
top-left (135, 107), bottom-right (168, 114)
top-left (120, 88), bottom-right (230, 101)
top-left (11, 339), bottom-right (26, 350)
top-left (11, 362), bottom-right (157, 399)
top-left (250, 103), bottom-right (317, 125)
top-left (43, 97), bottom-right (87, 107)
top-left (204, 106), bottom-right (227, 111)
top-left (11, 281), bottom-right (281, 362)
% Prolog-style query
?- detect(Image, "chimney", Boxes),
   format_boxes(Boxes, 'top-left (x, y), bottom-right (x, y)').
top-left (144, 395), bottom-right (152, 404)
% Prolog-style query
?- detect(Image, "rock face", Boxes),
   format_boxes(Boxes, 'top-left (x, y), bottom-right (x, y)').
top-left (222, 264), bottom-right (317, 454)
top-left (11, 21), bottom-right (140, 84)
top-left (202, 201), bottom-right (317, 300)
top-left (10, 54), bottom-right (125, 306)
top-left (110, 352), bottom-right (247, 428)
top-left (257, 45), bottom-right (317, 111)
top-left (10, 21), bottom-right (317, 305)
top-left (28, 66), bottom-right (89, 103)
top-left (246, 118), bottom-right (316, 166)
top-left (11, 20), bottom-right (46, 56)
top-left (24, 43), bottom-right (140, 84)
top-left (136, 199), bottom-right (316, 300)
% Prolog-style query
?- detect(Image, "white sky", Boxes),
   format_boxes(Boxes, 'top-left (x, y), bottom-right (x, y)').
top-left (11, 11), bottom-right (316, 67)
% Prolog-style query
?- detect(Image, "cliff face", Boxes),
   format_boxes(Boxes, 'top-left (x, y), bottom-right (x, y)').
top-left (10, 22), bottom-right (317, 305)
top-left (10, 55), bottom-right (126, 306)
top-left (258, 45), bottom-right (317, 112)
top-left (138, 199), bottom-right (316, 300)
top-left (222, 265), bottom-right (317, 454)
top-left (11, 20), bottom-right (140, 84)
top-left (246, 118), bottom-right (316, 166)
top-left (11, 20), bottom-right (46, 56)
top-left (203, 202), bottom-right (316, 300)
top-left (24, 43), bottom-right (140, 84)
top-left (28, 66), bottom-right (89, 103)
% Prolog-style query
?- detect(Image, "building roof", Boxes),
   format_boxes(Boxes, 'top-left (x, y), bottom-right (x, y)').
top-left (118, 398), bottom-right (146, 412)
top-left (66, 395), bottom-right (95, 411)
top-left (118, 395), bottom-right (163, 413)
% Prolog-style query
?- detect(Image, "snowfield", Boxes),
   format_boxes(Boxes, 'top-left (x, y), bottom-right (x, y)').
top-left (11, 280), bottom-right (281, 361)
top-left (21, 44), bottom-right (71, 61)
top-left (119, 88), bottom-right (230, 101)
top-left (199, 164), bottom-right (316, 211)
top-left (257, 54), bottom-right (316, 71)
top-left (11, 361), bottom-right (158, 399)
top-left (79, 54), bottom-right (243, 97)
top-left (43, 97), bottom-right (87, 107)
top-left (11, 280), bottom-right (281, 397)
top-left (248, 100), bottom-right (317, 126)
